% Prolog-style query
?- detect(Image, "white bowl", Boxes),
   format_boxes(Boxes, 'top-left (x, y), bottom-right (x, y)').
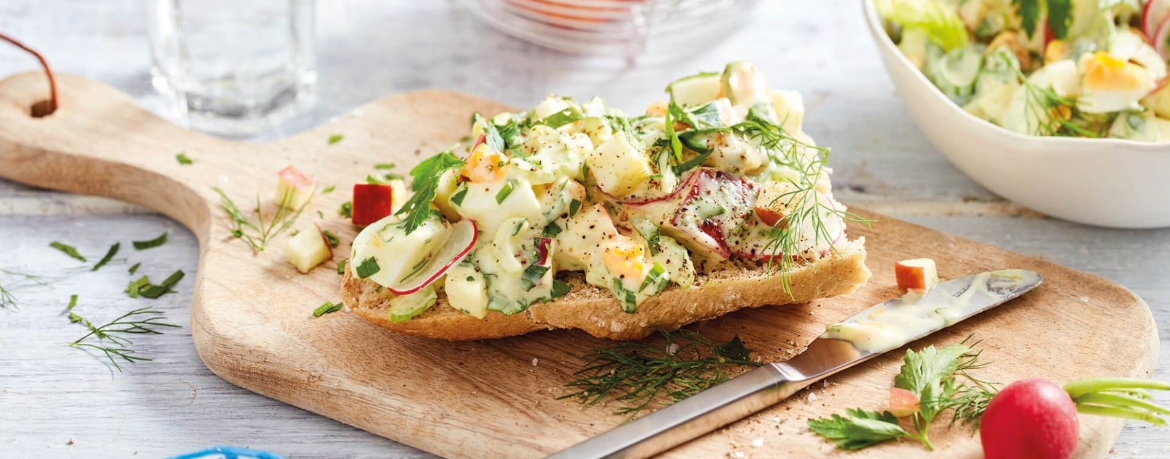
top-left (862, 0), bottom-right (1170, 229)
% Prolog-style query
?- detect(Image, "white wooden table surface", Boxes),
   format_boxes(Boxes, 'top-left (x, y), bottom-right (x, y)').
top-left (1, 1), bottom-right (1167, 458)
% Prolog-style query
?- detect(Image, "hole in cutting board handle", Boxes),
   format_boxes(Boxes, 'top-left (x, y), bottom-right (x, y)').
top-left (29, 99), bottom-right (55, 118)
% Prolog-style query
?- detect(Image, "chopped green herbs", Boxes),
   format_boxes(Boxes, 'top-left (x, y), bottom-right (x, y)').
top-left (175, 152), bottom-right (193, 165)
top-left (541, 107), bottom-right (583, 129)
top-left (328, 134), bottom-right (344, 145)
top-left (337, 258), bottom-right (347, 275)
top-left (551, 279), bottom-right (571, 298)
top-left (541, 222), bottom-right (562, 238)
top-left (126, 270), bottom-right (185, 299)
top-left (495, 180), bottom-right (515, 204)
top-left (132, 232), bottom-right (168, 250)
top-left (450, 187), bottom-right (469, 206)
top-left (638, 262), bottom-right (668, 293)
top-left (128, 262), bottom-right (141, 275)
top-left (519, 264), bottom-right (550, 291)
top-left (569, 199), bottom-right (581, 217)
top-left (322, 230), bottom-right (340, 248)
top-left (313, 301), bottom-right (343, 317)
top-left (374, 163), bottom-right (396, 170)
top-left (0, 268), bottom-right (52, 309)
top-left (561, 329), bottom-right (762, 418)
top-left (338, 201), bottom-right (353, 219)
top-left (92, 243), bottom-right (120, 271)
top-left (355, 257), bottom-right (380, 279)
top-left (322, 185), bottom-right (336, 194)
top-left (65, 294), bottom-right (81, 323)
top-left (50, 242), bottom-right (86, 262)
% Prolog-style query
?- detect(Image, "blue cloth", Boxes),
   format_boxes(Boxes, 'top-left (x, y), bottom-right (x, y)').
top-left (165, 446), bottom-right (286, 459)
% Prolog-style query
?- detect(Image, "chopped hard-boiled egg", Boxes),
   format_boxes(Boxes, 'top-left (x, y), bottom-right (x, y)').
top-left (588, 134), bottom-right (653, 198)
top-left (462, 143), bottom-right (509, 183)
top-left (445, 262), bottom-right (488, 319)
top-left (601, 241), bottom-right (646, 281)
top-left (1078, 51), bottom-right (1157, 113)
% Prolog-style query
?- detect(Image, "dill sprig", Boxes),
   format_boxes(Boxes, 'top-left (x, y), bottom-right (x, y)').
top-left (560, 329), bottom-right (762, 419)
top-left (212, 187), bottom-right (304, 253)
top-left (1016, 67), bottom-right (1107, 138)
top-left (0, 268), bottom-right (54, 309)
top-left (740, 112), bottom-right (873, 296)
top-left (69, 307), bottom-right (179, 371)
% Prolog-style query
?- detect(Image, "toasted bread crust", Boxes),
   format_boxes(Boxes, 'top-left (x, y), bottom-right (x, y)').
top-left (341, 238), bottom-right (869, 340)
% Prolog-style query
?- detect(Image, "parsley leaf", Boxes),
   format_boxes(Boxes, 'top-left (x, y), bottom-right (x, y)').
top-left (395, 150), bottom-right (465, 234)
top-left (1046, 0), bottom-right (1072, 40)
top-left (894, 344), bottom-right (970, 424)
top-left (1013, 0), bottom-right (1042, 37)
top-left (808, 409), bottom-right (908, 450)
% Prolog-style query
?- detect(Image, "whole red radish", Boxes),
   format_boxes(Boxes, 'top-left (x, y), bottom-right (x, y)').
top-left (981, 378), bottom-right (1079, 459)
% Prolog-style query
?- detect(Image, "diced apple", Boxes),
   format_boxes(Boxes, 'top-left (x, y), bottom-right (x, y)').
top-left (770, 90), bottom-right (805, 134)
top-left (895, 258), bottom-right (939, 294)
top-left (352, 183), bottom-right (394, 227)
top-left (276, 165), bottom-right (315, 210)
top-left (1143, 79), bottom-right (1170, 119)
top-left (388, 179), bottom-right (409, 214)
top-left (889, 387), bottom-right (921, 418)
top-left (588, 134), bottom-right (652, 199)
top-left (285, 224), bottom-right (332, 273)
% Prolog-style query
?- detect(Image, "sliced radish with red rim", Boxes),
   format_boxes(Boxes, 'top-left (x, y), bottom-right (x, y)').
top-left (389, 219), bottom-right (478, 295)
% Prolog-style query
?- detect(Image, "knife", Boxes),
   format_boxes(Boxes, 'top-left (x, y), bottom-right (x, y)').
top-left (547, 269), bottom-right (1042, 459)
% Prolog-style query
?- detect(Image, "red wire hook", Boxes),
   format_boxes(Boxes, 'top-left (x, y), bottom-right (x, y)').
top-left (0, 31), bottom-right (58, 116)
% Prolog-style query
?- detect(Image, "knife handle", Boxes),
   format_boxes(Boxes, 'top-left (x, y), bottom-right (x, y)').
top-left (547, 364), bottom-right (811, 459)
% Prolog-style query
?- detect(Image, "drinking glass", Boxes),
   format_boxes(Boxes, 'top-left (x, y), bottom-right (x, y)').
top-left (147, 0), bottom-right (317, 136)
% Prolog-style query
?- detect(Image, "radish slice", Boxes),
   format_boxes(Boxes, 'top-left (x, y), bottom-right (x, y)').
top-left (1156, 15), bottom-right (1170, 60)
top-left (389, 219), bottom-right (478, 295)
top-left (1145, 0), bottom-right (1170, 37)
top-left (618, 168), bottom-right (703, 206)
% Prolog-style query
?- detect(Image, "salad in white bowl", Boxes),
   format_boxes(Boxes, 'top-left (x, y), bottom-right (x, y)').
top-left (865, 0), bottom-right (1170, 228)
top-left (877, 0), bottom-right (1170, 142)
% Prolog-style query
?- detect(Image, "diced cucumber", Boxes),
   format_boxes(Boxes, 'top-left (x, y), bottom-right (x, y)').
top-left (926, 45), bottom-right (985, 106)
top-left (388, 284), bottom-right (438, 323)
top-left (667, 71), bottom-right (721, 107)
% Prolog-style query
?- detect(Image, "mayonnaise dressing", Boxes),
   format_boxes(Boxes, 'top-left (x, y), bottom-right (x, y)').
top-left (822, 269), bottom-right (1041, 353)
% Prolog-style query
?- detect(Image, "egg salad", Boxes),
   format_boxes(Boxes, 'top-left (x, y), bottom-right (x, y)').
top-left (878, 0), bottom-right (1170, 141)
top-left (346, 62), bottom-right (857, 323)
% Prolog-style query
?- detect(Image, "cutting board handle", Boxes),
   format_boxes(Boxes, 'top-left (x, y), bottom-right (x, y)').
top-left (0, 72), bottom-right (247, 237)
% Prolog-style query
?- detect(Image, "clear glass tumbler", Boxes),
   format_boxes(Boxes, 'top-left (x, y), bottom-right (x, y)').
top-left (147, 0), bottom-right (317, 136)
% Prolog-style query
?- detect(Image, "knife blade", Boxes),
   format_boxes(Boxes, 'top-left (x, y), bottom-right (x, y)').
top-left (547, 269), bottom-right (1042, 459)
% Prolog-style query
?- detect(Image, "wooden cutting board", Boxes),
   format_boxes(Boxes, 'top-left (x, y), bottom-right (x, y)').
top-left (0, 72), bottom-right (1159, 459)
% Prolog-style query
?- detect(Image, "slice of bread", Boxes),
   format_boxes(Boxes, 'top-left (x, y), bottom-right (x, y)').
top-left (340, 237), bottom-right (870, 340)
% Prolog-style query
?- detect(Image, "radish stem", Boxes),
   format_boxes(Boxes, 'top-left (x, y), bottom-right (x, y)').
top-left (1063, 377), bottom-right (1170, 399)
top-left (1075, 404), bottom-right (1168, 426)
top-left (1073, 393), bottom-right (1170, 416)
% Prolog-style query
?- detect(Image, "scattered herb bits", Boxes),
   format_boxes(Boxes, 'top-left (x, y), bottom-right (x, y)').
top-left (328, 134), bottom-right (344, 145)
top-left (128, 262), bottom-right (141, 275)
top-left (338, 201), bottom-right (353, 219)
top-left (355, 257), bottom-right (380, 279)
top-left (322, 185), bottom-right (336, 194)
top-left (133, 232), bottom-right (168, 250)
top-left (337, 258), bottom-right (347, 275)
top-left (65, 294), bottom-right (81, 323)
top-left (313, 301), bottom-right (343, 317)
top-left (50, 242), bottom-right (86, 262)
top-left (69, 307), bottom-right (178, 371)
top-left (322, 230), bottom-right (340, 248)
top-left (92, 243), bottom-right (120, 271)
top-left (176, 152), bottom-right (193, 165)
